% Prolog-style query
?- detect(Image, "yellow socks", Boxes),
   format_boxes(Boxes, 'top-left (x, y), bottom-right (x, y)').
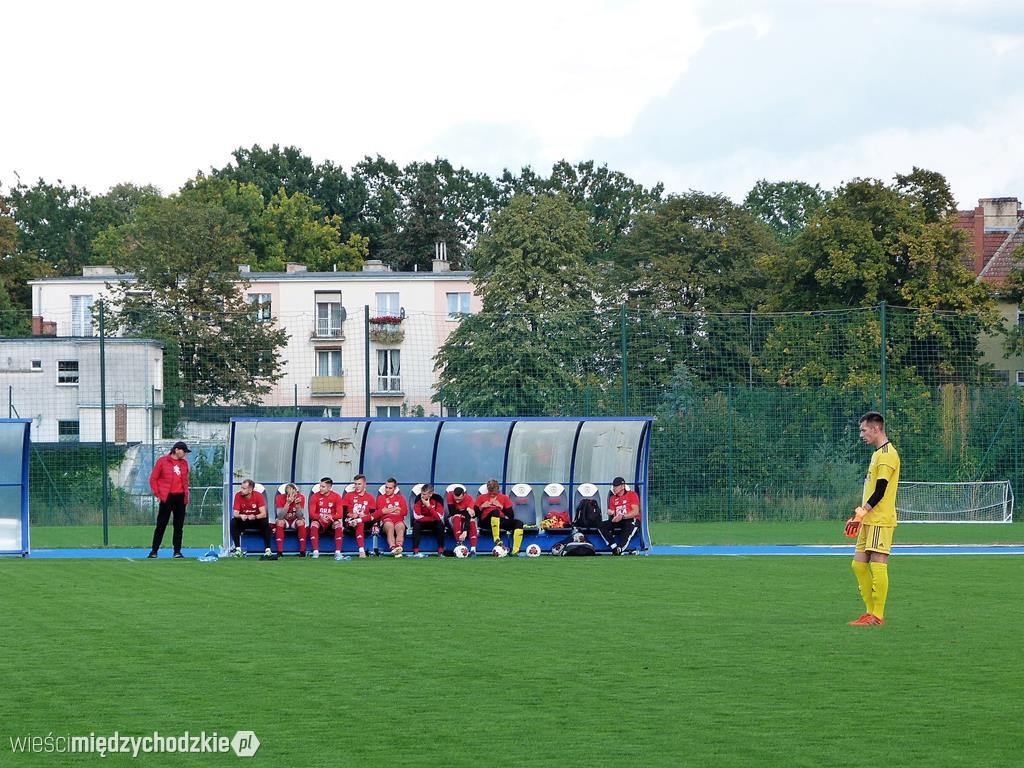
top-left (491, 516), bottom-right (501, 543)
top-left (512, 529), bottom-right (523, 555)
top-left (852, 560), bottom-right (874, 615)
top-left (869, 562), bottom-right (889, 619)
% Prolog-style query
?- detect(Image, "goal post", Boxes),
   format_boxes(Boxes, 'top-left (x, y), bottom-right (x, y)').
top-left (896, 481), bottom-right (1014, 523)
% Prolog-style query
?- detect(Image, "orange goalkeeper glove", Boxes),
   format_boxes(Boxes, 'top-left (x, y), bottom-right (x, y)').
top-left (844, 506), bottom-right (867, 538)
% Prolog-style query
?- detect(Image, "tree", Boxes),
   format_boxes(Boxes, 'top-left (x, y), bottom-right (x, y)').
top-left (743, 179), bottom-right (828, 246)
top-left (4, 177), bottom-right (94, 274)
top-left (758, 172), bottom-right (995, 386)
top-left (434, 193), bottom-right (598, 415)
top-left (179, 175), bottom-right (366, 272)
top-left (354, 156), bottom-right (500, 271)
top-left (606, 193), bottom-right (779, 389)
top-left (497, 160), bottom-right (663, 261)
top-left (102, 195), bottom-right (288, 408)
top-left (253, 189), bottom-right (366, 272)
top-left (894, 166), bottom-right (957, 224)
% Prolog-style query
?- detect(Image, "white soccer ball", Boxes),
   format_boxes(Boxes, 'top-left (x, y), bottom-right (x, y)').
top-left (525, 543), bottom-right (542, 558)
top-left (492, 543), bottom-right (508, 558)
top-left (453, 544), bottom-right (470, 559)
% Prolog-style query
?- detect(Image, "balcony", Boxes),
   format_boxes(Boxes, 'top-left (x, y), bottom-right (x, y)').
top-left (311, 376), bottom-right (346, 396)
top-left (368, 314), bottom-right (404, 345)
top-left (310, 324), bottom-right (345, 344)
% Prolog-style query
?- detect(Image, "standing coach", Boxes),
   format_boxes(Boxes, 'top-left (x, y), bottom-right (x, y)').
top-left (147, 441), bottom-right (191, 558)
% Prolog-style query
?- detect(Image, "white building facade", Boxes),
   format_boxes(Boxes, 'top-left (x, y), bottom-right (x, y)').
top-left (0, 337), bottom-right (164, 443)
top-left (29, 260), bottom-right (481, 427)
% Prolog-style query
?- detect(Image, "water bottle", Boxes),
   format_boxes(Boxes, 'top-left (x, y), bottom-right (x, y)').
top-left (198, 544), bottom-right (220, 563)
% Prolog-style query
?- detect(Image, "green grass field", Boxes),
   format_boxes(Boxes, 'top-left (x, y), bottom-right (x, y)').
top-left (27, 520), bottom-right (1024, 549)
top-left (2, 556), bottom-right (1022, 767)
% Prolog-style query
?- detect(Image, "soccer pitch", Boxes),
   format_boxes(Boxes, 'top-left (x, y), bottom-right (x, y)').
top-left (2, 556), bottom-right (1022, 767)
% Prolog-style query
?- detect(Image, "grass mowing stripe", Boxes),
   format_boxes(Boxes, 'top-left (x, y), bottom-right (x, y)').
top-left (1, 557), bottom-right (1022, 767)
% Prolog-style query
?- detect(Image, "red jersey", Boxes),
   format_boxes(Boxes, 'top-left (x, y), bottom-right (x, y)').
top-left (376, 492), bottom-right (408, 524)
top-left (476, 492), bottom-right (511, 518)
top-left (413, 496), bottom-right (445, 523)
top-left (233, 490), bottom-right (266, 517)
top-left (342, 490), bottom-right (377, 522)
top-left (310, 490), bottom-right (344, 522)
top-left (149, 454), bottom-right (190, 503)
top-left (275, 492), bottom-right (305, 519)
top-left (447, 492), bottom-right (475, 514)
top-left (608, 490), bottom-right (641, 519)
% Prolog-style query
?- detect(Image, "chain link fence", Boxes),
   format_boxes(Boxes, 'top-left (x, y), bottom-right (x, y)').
top-left (3, 301), bottom-right (1020, 545)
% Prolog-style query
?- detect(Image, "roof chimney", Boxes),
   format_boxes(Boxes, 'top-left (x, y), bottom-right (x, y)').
top-left (362, 259), bottom-right (389, 272)
top-left (286, 263), bottom-right (307, 273)
top-left (238, 264), bottom-right (251, 274)
top-left (981, 198), bottom-right (1020, 230)
top-left (432, 241), bottom-right (451, 272)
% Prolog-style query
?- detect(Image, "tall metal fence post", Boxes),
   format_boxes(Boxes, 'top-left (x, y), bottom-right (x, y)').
top-left (879, 301), bottom-right (887, 416)
top-left (150, 385), bottom-right (156, 518)
top-left (99, 303), bottom-right (109, 545)
top-left (619, 304), bottom-right (629, 416)
top-left (727, 382), bottom-right (734, 520)
top-left (364, 305), bottom-right (371, 418)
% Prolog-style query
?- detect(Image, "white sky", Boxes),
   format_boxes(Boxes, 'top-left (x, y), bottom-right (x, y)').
top-left (3, 0), bottom-right (1023, 207)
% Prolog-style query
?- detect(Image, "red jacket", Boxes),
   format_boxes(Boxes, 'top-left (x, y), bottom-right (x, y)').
top-left (149, 453), bottom-right (190, 504)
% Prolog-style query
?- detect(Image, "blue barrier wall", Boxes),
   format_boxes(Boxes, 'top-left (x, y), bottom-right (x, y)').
top-left (0, 419), bottom-right (31, 556)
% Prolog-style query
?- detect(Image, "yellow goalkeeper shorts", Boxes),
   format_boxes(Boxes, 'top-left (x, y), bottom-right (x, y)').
top-left (855, 523), bottom-right (894, 555)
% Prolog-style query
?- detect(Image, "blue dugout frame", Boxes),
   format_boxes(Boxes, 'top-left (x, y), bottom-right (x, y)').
top-left (227, 416), bottom-right (654, 550)
top-left (0, 419), bottom-right (32, 557)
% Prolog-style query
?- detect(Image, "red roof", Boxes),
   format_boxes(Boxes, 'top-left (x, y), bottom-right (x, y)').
top-left (978, 225), bottom-right (1024, 285)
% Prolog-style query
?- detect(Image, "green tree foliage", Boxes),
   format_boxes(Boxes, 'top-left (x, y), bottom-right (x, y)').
top-left (254, 188), bottom-right (367, 272)
top-left (354, 156), bottom-right (500, 271)
top-left (498, 160), bottom-right (663, 261)
top-left (743, 179), bottom-right (829, 246)
top-left (5, 178), bottom-right (94, 274)
top-left (434, 193), bottom-right (597, 415)
top-left (179, 175), bottom-right (366, 272)
top-left (610, 193), bottom-right (779, 389)
top-left (758, 171), bottom-right (994, 387)
top-left (100, 195), bottom-right (288, 408)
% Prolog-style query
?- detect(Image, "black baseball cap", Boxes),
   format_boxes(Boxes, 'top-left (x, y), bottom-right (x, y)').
top-left (172, 441), bottom-right (191, 453)
top-left (611, 476), bottom-right (626, 487)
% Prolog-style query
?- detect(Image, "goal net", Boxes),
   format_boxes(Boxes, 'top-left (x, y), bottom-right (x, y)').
top-left (896, 481), bottom-right (1014, 523)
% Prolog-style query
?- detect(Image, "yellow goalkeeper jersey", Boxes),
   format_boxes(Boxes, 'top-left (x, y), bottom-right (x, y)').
top-left (862, 442), bottom-right (900, 527)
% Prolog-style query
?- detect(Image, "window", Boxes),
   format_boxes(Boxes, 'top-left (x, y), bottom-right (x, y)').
top-left (30, 360), bottom-right (42, 371)
top-left (247, 293), bottom-right (272, 322)
top-left (993, 370), bottom-right (1010, 385)
top-left (1018, 306), bottom-right (1024, 326)
top-left (376, 406), bottom-right (401, 418)
top-left (377, 349), bottom-right (401, 392)
top-left (317, 350), bottom-right (342, 377)
top-left (57, 360), bottom-right (79, 385)
top-left (315, 292), bottom-right (343, 337)
top-left (1017, 371), bottom-right (1024, 387)
top-left (58, 420), bottom-right (80, 443)
top-left (446, 292), bottom-right (470, 319)
top-left (376, 292), bottom-right (400, 317)
top-left (71, 295), bottom-right (95, 336)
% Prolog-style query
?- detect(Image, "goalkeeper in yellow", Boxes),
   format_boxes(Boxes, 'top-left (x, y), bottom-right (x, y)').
top-left (845, 411), bottom-right (900, 626)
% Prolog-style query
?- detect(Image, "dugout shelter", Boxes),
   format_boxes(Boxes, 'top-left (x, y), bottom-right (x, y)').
top-left (226, 416), bottom-right (653, 555)
top-left (0, 419), bottom-right (31, 557)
